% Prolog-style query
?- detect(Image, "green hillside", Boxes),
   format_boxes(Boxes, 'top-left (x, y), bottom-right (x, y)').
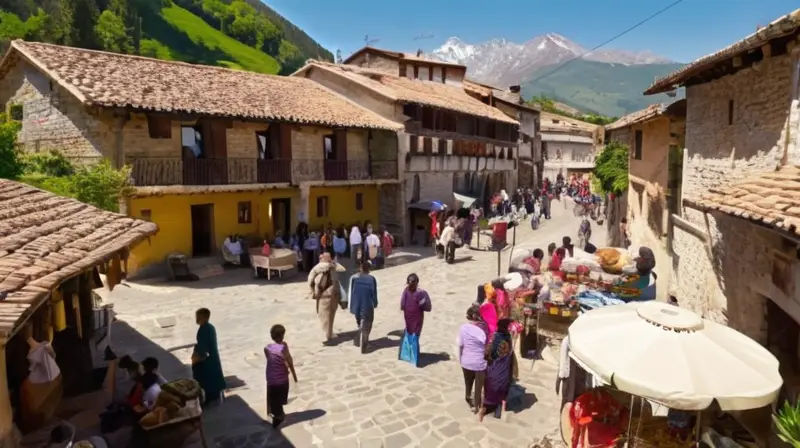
top-left (521, 59), bottom-right (685, 117)
top-left (0, 0), bottom-right (331, 75)
top-left (141, 3), bottom-right (279, 73)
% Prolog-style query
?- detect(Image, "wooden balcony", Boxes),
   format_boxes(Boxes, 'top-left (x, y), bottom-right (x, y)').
top-left (324, 160), bottom-right (348, 181)
top-left (129, 158), bottom-right (292, 187)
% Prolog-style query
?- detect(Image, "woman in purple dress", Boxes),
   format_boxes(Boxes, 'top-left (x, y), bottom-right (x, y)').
top-left (398, 273), bottom-right (431, 367)
top-left (479, 318), bottom-right (516, 421)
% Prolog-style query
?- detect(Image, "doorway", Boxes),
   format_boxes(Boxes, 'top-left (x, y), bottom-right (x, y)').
top-left (190, 204), bottom-right (215, 257)
top-left (271, 198), bottom-right (291, 238)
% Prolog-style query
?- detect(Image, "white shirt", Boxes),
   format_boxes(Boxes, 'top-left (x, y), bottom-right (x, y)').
top-left (366, 233), bottom-right (380, 247)
top-left (349, 226), bottom-right (362, 245)
top-left (440, 226), bottom-right (455, 244)
top-left (142, 383), bottom-right (162, 410)
top-left (224, 238), bottom-right (242, 256)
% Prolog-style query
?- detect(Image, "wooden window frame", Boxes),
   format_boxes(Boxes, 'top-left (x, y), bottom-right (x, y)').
top-left (256, 130), bottom-right (272, 159)
top-left (634, 130), bottom-right (643, 160)
top-left (147, 115), bottom-right (172, 139)
top-left (323, 134), bottom-right (336, 160)
top-left (237, 201), bottom-right (252, 224)
top-left (355, 192), bottom-right (364, 210)
top-left (140, 209), bottom-right (152, 221)
top-left (409, 135), bottom-right (419, 153)
top-left (316, 196), bottom-right (329, 217)
top-left (728, 99), bottom-right (734, 126)
top-left (8, 103), bottom-right (23, 122)
top-left (437, 139), bottom-right (447, 155)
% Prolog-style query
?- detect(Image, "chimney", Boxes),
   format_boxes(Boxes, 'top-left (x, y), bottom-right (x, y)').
top-left (416, 48), bottom-right (423, 57)
top-left (509, 85), bottom-right (521, 93)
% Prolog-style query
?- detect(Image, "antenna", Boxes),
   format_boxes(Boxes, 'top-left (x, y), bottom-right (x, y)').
top-left (414, 33), bottom-right (435, 41)
top-left (364, 35), bottom-right (380, 47)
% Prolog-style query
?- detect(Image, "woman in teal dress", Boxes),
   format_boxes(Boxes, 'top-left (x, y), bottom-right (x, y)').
top-left (192, 308), bottom-right (226, 405)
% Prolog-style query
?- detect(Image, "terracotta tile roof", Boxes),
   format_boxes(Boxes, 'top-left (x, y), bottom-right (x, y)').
top-left (606, 104), bottom-right (666, 131)
top-left (645, 9), bottom-right (800, 95)
top-left (686, 165), bottom-right (800, 234)
top-left (299, 61), bottom-right (518, 124)
top-left (0, 179), bottom-right (158, 337)
top-left (343, 46), bottom-right (467, 69)
top-left (540, 111), bottom-right (599, 134)
top-left (3, 40), bottom-right (401, 131)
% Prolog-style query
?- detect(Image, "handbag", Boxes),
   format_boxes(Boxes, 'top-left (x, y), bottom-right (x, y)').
top-left (399, 331), bottom-right (420, 366)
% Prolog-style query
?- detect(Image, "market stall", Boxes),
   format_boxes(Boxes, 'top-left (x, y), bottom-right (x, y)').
top-left (560, 301), bottom-right (783, 447)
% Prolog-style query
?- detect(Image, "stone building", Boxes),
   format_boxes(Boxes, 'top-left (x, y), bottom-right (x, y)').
top-left (540, 111), bottom-right (603, 181)
top-left (0, 40), bottom-right (402, 275)
top-left (463, 80), bottom-right (542, 188)
top-left (293, 53), bottom-right (519, 245)
top-left (644, 9), bottom-right (800, 389)
top-left (604, 100), bottom-right (686, 301)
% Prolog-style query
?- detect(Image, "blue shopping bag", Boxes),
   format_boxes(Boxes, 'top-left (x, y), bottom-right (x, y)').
top-left (398, 331), bottom-right (420, 367)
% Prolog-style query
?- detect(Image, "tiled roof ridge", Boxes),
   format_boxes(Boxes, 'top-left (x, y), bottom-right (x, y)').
top-left (644, 8), bottom-right (800, 95)
top-left (6, 41), bottom-right (401, 130)
top-left (605, 103), bottom-right (666, 131)
top-left (12, 39), bottom-right (282, 79)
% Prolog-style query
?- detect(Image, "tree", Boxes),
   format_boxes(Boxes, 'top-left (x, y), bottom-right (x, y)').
top-left (0, 114), bottom-right (22, 180)
top-left (95, 10), bottom-right (132, 52)
top-left (593, 141), bottom-right (629, 195)
top-left (0, 11), bottom-right (27, 42)
top-left (69, 160), bottom-right (133, 212)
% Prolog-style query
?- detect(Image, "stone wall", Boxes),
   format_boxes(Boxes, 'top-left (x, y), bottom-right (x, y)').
top-left (672, 51), bottom-right (799, 337)
top-left (347, 52), bottom-right (399, 74)
top-left (0, 59), bottom-right (116, 162)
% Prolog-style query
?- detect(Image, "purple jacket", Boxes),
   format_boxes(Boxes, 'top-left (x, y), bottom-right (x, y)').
top-left (400, 288), bottom-right (431, 335)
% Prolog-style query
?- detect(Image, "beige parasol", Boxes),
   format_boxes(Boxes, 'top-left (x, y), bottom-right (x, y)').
top-left (568, 301), bottom-right (782, 411)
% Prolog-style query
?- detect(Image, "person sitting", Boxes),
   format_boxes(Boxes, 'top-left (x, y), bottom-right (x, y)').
top-left (272, 231), bottom-right (287, 249)
top-left (222, 235), bottom-right (244, 265)
top-left (614, 246), bottom-right (657, 301)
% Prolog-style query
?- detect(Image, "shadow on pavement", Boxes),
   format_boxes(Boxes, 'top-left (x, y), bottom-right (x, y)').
top-left (322, 330), bottom-right (359, 347)
top-left (418, 352), bottom-right (451, 368)
top-left (99, 321), bottom-right (296, 447)
top-left (364, 336), bottom-right (401, 354)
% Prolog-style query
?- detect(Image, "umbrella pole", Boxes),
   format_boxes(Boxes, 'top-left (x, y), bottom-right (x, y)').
top-left (497, 249), bottom-right (501, 276)
top-left (626, 395), bottom-right (635, 444)
top-left (507, 224), bottom-right (517, 268)
top-left (695, 411), bottom-right (701, 447)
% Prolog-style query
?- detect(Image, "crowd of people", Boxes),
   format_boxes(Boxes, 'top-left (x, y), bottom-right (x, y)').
top-left (267, 221), bottom-right (394, 271)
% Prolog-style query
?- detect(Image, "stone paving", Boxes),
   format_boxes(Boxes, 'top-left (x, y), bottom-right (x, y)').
top-left (103, 203), bottom-right (604, 448)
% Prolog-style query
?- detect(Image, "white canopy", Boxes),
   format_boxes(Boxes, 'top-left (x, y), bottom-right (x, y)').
top-left (568, 301), bottom-right (783, 411)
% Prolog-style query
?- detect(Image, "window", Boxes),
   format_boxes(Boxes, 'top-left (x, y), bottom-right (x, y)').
top-left (634, 130), bottom-right (643, 160)
top-left (411, 174), bottom-right (420, 203)
top-left (256, 130), bottom-right (273, 159)
top-left (399, 64), bottom-right (407, 78)
top-left (147, 115), bottom-right (171, 139)
top-left (9, 103), bottom-right (23, 121)
top-left (728, 99), bottom-right (734, 125)
top-left (316, 196), bottom-right (329, 217)
top-left (409, 135), bottom-right (419, 153)
top-left (421, 107), bottom-right (434, 129)
top-left (237, 201), bottom-right (252, 224)
top-left (181, 125), bottom-right (204, 157)
top-left (423, 137), bottom-right (433, 154)
top-left (437, 138), bottom-right (447, 155)
top-left (140, 209), bottom-right (152, 221)
top-left (355, 192), bottom-right (363, 210)
top-left (323, 134), bottom-right (336, 160)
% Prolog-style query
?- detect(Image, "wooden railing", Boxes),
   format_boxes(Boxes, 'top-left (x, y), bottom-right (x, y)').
top-left (129, 157), bottom-right (399, 186)
top-left (257, 159), bottom-right (292, 184)
top-left (323, 160), bottom-right (348, 181)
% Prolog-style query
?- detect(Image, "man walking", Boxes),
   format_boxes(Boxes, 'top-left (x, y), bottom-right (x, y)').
top-left (349, 222), bottom-right (362, 268)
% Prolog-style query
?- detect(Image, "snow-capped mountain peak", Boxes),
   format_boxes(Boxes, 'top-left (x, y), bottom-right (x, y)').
top-left (429, 33), bottom-right (673, 86)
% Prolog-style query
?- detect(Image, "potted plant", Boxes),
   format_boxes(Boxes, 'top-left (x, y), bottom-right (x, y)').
top-left (774, 400), bottom-right (800, 447)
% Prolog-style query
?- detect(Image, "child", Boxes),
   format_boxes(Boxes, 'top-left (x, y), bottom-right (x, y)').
top-left (264, 324), bottom-right (298, 429)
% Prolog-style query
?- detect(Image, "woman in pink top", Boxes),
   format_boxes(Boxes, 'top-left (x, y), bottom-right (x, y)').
top-left (479, 279), bottom-right (506, 335)
top-left (265, 324), bottom-right (297, 429)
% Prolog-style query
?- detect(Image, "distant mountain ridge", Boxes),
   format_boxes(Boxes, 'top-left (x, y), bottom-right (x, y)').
top-left (429, 34), bottom-right (683, 117)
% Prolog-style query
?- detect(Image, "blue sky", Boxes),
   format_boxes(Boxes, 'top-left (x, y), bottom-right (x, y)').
top-left (266, 0), bottom-right (799, 63)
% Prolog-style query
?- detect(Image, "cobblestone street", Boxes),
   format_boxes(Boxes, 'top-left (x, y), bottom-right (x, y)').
top-left (104, 203), bottom-right (602, 447)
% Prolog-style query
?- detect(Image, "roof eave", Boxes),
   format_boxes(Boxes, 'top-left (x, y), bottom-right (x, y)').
top-left (7, 40), bottom-right (90, 104)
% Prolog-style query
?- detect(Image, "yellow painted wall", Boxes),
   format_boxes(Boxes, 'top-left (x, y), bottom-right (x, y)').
top-left (307, 186), bottom-right (379, 231)
top-left (128, 189), bottom-right (298, 273)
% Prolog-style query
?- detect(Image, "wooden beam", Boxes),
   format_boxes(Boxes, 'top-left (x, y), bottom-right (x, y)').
top-left (0, 342), bottom-right (13, 445)
top-left (762, 43), bottom-right (772, 59)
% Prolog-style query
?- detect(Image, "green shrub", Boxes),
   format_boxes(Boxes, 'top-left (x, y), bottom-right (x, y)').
top-left (21, 150), bottom-right (75, 177)
top-left (70, 160), bottom-right (133, 212)
top-left (0, 114), bottom-right (22, 179)
top-left (775, 400), bottom-right (800, 447)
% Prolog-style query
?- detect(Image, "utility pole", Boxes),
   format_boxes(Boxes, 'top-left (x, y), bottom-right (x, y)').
top-left (413, 33), bottom-right (434, 57)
